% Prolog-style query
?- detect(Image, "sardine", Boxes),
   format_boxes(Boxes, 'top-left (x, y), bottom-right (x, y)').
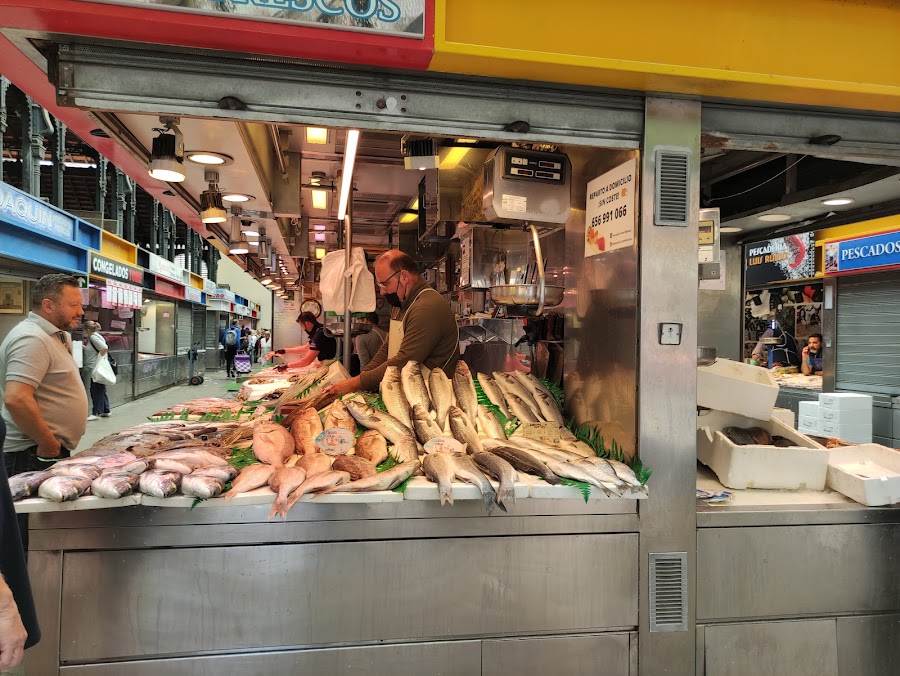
top-left (345, 399), bottom-right (415, 444)
top-left (50, 464), bottom-right (101, 481)
top-left (448, 405), bottom-right (484, 453)
top-left (533, 391), bottom-right (566, 425)
top-left (181, 474), bottom-right (225, 500)
top-left (189, 465), bottom-right (239, 482)
top-left (295, 452), bottom-right (335, 477)
top-left (91, 472), bottom-right (139, 499)
top-left (477, 372), bottom-right (511, 420)
top-left (8, 471), bottom-right (53, 501)
top-left (477, 405), bottom-right (507, 440)
top-left (452, 453), bottom-right (497, 515)
top-left (138, 469), bottom-right (182, 498)
top-left (504, 393), bottom-right (541, 423)
top-left (381, 367), bottom-right (412, 431)
top-left (423, 453), bottom-right (456, 506)
top-left (428, 368), bottom-right (454, 432)
top-left (286, 470), bottom-right (351, 510)
top-left (545, 459), bottom-right (609, 495)
top-left (486, 444), bottom-right (561, 485)
top-left (453, 361), bottom-right (479, 424)
top-left (221, 463), bottom-right (275, 499)
top-left (290, 408), bottom-right (322, 456)
top-left (494, 372), bottom-right (541, 417)
top-left (401, 361), bottom-right (433, 415)
top-left (390, 435), bottom-right (420, 464)
top-left (324, 399), bottom-right (357, 436)
top-left (318, 460), bottom-right (419, 495)
top-left (332, 455), bottom-right (377, 481)
top-left (355, 430), bottom-right (389, 465)
top-left (472, 451), bottom-right (517, 509)
top-left (268, 466), bottom-right (308, 519)
top-left (412, 403), bottom-right (443, 445)
top-left (38, 475), bottom-right (92, 502)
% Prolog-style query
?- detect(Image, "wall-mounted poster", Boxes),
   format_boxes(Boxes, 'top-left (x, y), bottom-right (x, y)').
top-left (0, 280), bottom-right (24, 314)
top-left (744, 233), bottom-right (815, 286)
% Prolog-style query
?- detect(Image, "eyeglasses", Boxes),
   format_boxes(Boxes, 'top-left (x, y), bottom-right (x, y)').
top-left (376, 269), bottom-right (401, 289)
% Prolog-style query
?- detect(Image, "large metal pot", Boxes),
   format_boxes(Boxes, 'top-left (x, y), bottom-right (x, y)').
top-left (490, 284), bottom-right (565, 307)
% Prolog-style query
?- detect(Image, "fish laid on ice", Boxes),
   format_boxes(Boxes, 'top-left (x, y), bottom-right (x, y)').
top-left (221, 464), bottom-right (275, 500)
top-left (533, 391), bottom-right (566, 425)
top-left (412, 403), bottom-right (443, 445)
top-left (345, 399), bottom-right (414, 444)
top-left (290, 408), bottom-right (323, 456)
top-left (477, 372), bottom-right (510, 420)
top-left (91, 472), bottom-right (139, 499)
top-left (448, 405), bottom-right (484, 453)
top-left (452, 453), bottom-right (498, 515)
top-left (138, 469), bottom-right (182, 498)
top-left (453, 361), bottom-right (479, 424)
top-left (254, 419), bottom-right (296, 467)
top-left (423, 453), bottom-right (455, 506)
top-left (390, 435), bottom-right (420, 464)
top-left (504, 393), bottom-right (541, 424)
top-left (50, 464), bottom-right (101, 481)
top-left (484, 444), bottom-right (561, 485)
top-left (324, 399), bottom-right (357, 436)
top-left (476, 405), bottom-right (507, 440)
top-left (190, 465), bottom-right (238, 482)
top-left (381, 367), bottom-right (413, 431)
top-left (8, 471), bottom-right (53, 501)
top-left (472, 451), bottom-right (517, 508)
top-left (355, 430), bottom-right (388, 465)
top-left (295, 452), bottom-right (335, 477)
top-left (332, 456), bottom-right (377, 481)
top-left (181, 474), bottom-right (225, 500)
top-left (37, 475), bottom-right (92, 502)
top-left (401, 361), bottom-right (433, 415)
top-left (285, 470), bottom-right (351, 510)
top-left (428, 368), bottom-right (454, 432)
top-left (268, 467), bottom-right (308, 519)
top-left (318, 460), bottom-right (420, 495)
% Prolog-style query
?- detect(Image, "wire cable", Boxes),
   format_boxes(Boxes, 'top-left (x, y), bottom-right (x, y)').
top-left (707, 155), bottom-right (808, 203)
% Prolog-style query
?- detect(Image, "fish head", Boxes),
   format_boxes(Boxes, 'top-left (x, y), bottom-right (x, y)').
top-left (456, 361), bottom-right (471, 377)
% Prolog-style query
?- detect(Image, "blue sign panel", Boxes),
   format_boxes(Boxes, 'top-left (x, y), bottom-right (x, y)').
top-left (824, 231), bottom-right (900, 275)
top-left (0, 181), bottom-right (75, 241)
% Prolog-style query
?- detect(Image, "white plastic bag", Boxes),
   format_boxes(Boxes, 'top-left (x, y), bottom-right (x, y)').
top-left (91, 354), bottom-right (117, 386)
top-left (319, 247), bottom-right (376, 316)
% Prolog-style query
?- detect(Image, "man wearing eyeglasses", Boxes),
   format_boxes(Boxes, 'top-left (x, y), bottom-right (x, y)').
top-left (325, 250), bottom-right (459, 396)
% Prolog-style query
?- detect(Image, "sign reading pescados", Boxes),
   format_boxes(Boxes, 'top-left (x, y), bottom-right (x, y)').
top-left (825, 230), bottom-right (900, 275)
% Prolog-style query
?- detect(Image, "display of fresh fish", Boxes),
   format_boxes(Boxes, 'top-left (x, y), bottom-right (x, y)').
top-left (485, 444), bottom-right (561, 485)
top-left (573, 458), bottom-right (624, 496)
top-left (318, 460), bottom-right (419, 495)
top-left (472, 451), bottom-right (517, 508)
top-left (295, 452), bottom-right (335, 477)
top-left (604, 458), bottom-right (648, 493)
top-left (513, 370), bottom-right (555, 401)
top-left (390, 435), bottom-right (420, 464)
top-left (453, 361), bottom-right (479, 424)
top-left (533, 391), bottom-right (565, 425)
top-left (222, 463), bottom-right (275, 499)
top-left (504, 393), bottom-right (541, 423)
top-left (254, 418), bottom-right (296, 466)
top-left (138, 469), bottom-right (182, 498)
top-left (324, 399), bottom-right (357, 436)
top-left (401, 361), bottom-right (433, 415)
top-left (91, 472), bottom-right (139, 499)
top-left (494, 372), bottom-right (541, 417)
top-left (557, 439), bottom-right (595, 458)
top-left (428, 368), bottom-right (454, 432)
top-left (448, 405), bottom-right (484, 453)
top-left (56, 451), bottom-right (150, 473)
top-left (423, 452), bottom-right (456, 506)
top-left (476, 405), bottom-right (507, 440)
top-left (285, 470), bottom-right (351, 509)
top-left (452, 453), bottom-right (497, 515)
top-left (544, 459), bottom-right (610, 495)
top-left (190, 465), bottom-right (239, 482)
top-left (38, 475), bottom-right (92, 502)
top-left (268, 467), bottom-right (308, 519)
top-left (8, 471), bottom-right (53, 501)
top-left (412, 403), bottom-right (443, 445)
top-left (345, 399), bottom-right (415, 444)
top-left (355, 430), bottom-right (389, 465)
top-left (181, 474), bottom-right (225, 500)
top-left (381, 367), bottom-right (412, 430)
top-left (290, 408), bottom-right (323, 456)
top-left (149, 449), bottom-right (229, 467)
top-left (50, 464), bottom-right (101, 481)
top-left (332, 455), bottom-right (377, 481)
top-left (152, 458), bottom-right (198, 475)
top-left (477, 372), bottom-right (510, 420)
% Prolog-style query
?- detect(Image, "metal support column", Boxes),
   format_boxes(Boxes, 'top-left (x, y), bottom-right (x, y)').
top-left (151, 201), bottom-right (161, 253)
top-left (124, 174), bottom-right (137, 242)
top-left (113, 167), bottom-right (126, 237)
top-left (0, 76), bottom-right (10, 184)
top-left (343, 214), bottom-right (352, 373)
top-left (96, 156), bottom-right (108, 228)
top-left (52, 118), bottom-right (67, 208)
top-left (21, 96), bottom-right (52, 198)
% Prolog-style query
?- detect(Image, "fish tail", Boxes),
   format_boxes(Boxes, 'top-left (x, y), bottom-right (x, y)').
top-left (439, 481), bottom-right (454, 506)
top-left (482, 487), bottom-right (496, 516)
top-left (285, 488), bottom-right (306, 512)
top-left (498, 483), bottom-right (516, 507)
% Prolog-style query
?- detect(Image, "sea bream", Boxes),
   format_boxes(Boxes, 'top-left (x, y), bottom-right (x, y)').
top-left (268, 467), bottom-right (308, 519)
top-left (331, 455), bottom-right (377, 481)
top-left (91, 472), bottom-right (139, 499)
top-left (221, 463), bottom-right (275, 500)
top-left (354, 430), bottom-right (389, 465)
top-left (181, 474), bottom-right (226, 500)
top-left (295, 452), bottom-right (335, 478)
top-left (412, 403), bottom-right (443, 445)
top-left (380, 366), bottom-right (413, 430)
top-left (138, 470), bottom-right (182, 498)
top-left (477, 372), bottom-right (511, 420)
top-left (50, 464), bottom-right (101, 481)
top-left (38, 475), bottom-right (92, 502)
top-left (472, 451), bottom-right (517, 508)
top-left (285, 470), bottom-right (351, 510)
top-left (290, 408), bottom-right (323, 456)
top-left (423, 452), bottom-right (456, 506)
top-left (428, 368), bottom-right (454, 432)
top-left (323, 399), bottom-right (357, 436)
top-left (452, 453), bottom-right (498, 515)
top-left (401, 361), bottom-right (433, 415)
top-left (448, 405), bottom-right (484, 453)
top-left (345, 399), bottom-right (415, 444)
top-left (8, 471), bottom-right (53, 501)
top-left (453, 361), bottom-right (479, 424)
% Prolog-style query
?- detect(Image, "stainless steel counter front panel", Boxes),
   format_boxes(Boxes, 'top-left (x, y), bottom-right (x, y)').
top-left (698, 525), bottom-right (900, 621)
top-left (697, 504), bottom-right (900, 528)
top-left (59, 534), bottom-right (639, 662)
top-left (836, 614), bottom-right (900, 675)
top-left (59, 641), bottom-right (482, 676)
top-left (482, 633), bottom-right (633, 675)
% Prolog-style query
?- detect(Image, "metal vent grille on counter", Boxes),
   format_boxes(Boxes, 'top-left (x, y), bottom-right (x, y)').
top-left (649, 552), bottom-right (688, 632)
top-left (654, 150), bottom-right (691, 226)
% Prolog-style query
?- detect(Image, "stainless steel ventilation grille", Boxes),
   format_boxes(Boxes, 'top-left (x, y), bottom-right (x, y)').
top-left (654, 150), bottom-right (691, 226)
top-left (649, 552), bottom-right (688, 632)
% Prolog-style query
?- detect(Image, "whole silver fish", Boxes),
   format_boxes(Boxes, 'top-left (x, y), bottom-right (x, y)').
top-left (345, 399), bottom-right (415, 445)
top-left (448, 405), bottom-right (484, 453)
top-left (573, 458), bottom-right (624, 496)
top-left (494, 372), bottom-right (541, 417)
top-left (412, 403), bottom-right (443, 445)
top-left (190, 465), bottom-right (239, 482)
top-left (381, 367), bottom-right (412, 430)
top-left (534, 391), bottom-right (566, 425)
top-left (318, 460), bottom-right (420, 495)
top-left (485, 444), bottom-right (561, 485)
top-left (50, 463), bottom-right (101, 481)
top-left (153, 458), bottom-right (198, 475)
top-left (477, 372), bottom-right (510, 419)
top-left (38, 475), bottom-right (92, 502)
top-left (428, 368), bottom-right (454, 432)
top-left (513, 370), bottom-right (555, 401)
top-left (477, 405), bottom-right (507, 440)
top-left (504, 393), bottom-right (541, 423)
top-left (557, 439), bottom-right (595, 458)
top-left (605, 458), bottom-right (648, 494)
top-left (8, 471), bottom-right (54, 501)
top-left (324, 399), bottom-right (357, 436)
top-left (545, 459), bottom-right (610, 496)
top-left (453, 361), bottom-right (479, 424)
top-left (401, 361), bottom-right (433, 415)
top-left (91, 472), bottom-right (139, 499)
top-left (472, 451), bottom-right (517, 509)
top-left (423, 452), bottom-right (456, 506)
top-left (138, 469), bottom-right (182, 498)
top-left (181, 474), bottom-right (225, 499)
top-left (390, 435), bottom-right (420, 464)
top-left (452, 453), bottom-right (497, 515)
top-left (150, 449), bottom-right (230, 467)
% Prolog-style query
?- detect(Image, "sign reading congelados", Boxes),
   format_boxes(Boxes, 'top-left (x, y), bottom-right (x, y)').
top-left (82, 0), bottom-right (425, 37)
top-left (90, 252), bottom-right (144, 285)
top-left (825, 230), bottom-right (900, 275)
top-left (0, 181), bottom-right (74, 240)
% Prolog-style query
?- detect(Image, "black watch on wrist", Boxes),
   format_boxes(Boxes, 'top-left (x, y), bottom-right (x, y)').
top-left (275, 349), bottom-right (286, 355)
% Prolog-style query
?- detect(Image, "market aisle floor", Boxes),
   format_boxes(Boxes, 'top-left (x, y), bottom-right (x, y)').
top-left (74, 366), bottom-right (264, 454)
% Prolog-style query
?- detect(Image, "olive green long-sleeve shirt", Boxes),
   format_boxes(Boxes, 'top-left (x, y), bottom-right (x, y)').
top-left (359, 279), bottom-right (459, 392)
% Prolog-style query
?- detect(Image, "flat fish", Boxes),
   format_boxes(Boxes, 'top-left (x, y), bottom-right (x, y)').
top-left (390, 435), bottom-right (419, 464)
top-left (477, 372), bottom-right (511, 420)
top-left (448, 405), bottom-right (484, 453)
top-left (504, 393), bottom-right (541, 424)
top-left (345, 399), bottom-right (415, 445)
top-left (268, 466), bottom-right (308, 519)
top-left (286, 470), bottom-right (351, 510)
top-left (318, 460), bottom-right (419, 495)
top-left (428, 368), bottom-right (454, 432)
top-left (181, 474), bottom-right (225, 500)
top-left (221, 463), bottom-right (275, 500)
top-left (295, 452), bottom-right (335, 478)
top-left (476, 405), bottom-right (507, 440)
top-left (423, 452), bottom-right (455, 506)
top-left (254, 419), bottom-right (296, 466)
top-left (332, 456), bottom-right (377, 481)
top-left (8, 471), bottom-right (54, 501)
top-left (290, 408), bottom-right (323, 456)
top-left (472, 451), bottom-right (517, 508)
top-left (412, 403), bottom-right (443, 445)
top-left (355, 430), bottom-right (389, 465)
top-left (380, 367), bottom-right (412, 431)
top-left (324, 399), bottom-right (357, 436)
top-left (485, 444), bottom-right (561, 485)
top-left (50, 464), bottom-right (101, 481)
top-left (91, 472), bottom-right (139, 499)
top-left (401, 361), bottom-right (433, 415)
top-left (38, 475), bottom-right (92, 502)
top-left (452, 453), bottom-right (497, 515)
top-left (138, 470), bottom-right (182, 498)
top-left (190, 465), bottom-right (238, 482)
top-left (453, 361), bottom-right (479, 424)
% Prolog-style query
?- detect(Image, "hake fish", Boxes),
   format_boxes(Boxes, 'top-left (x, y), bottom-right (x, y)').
top-left (355, 430), bottom-right (389, 465)
top-left (345, 399), bottom-right (415, 444)
top-left (401, 361), bottom-right (433, 414)
top-left (138, 469), bottom-right (182, 498)
top-left (332, 455), bottom-right (377, 481)
top-left (318, 460), bottom-right (419, 495)
top-left (412, 403), bottom-right (443, 445)
top-left (221, 463), bottom-right (275, 500)
top-left (50, 463), bottom-right (101, 481)
top-left (8, 471), bottom-right (53, 501)
top-left (290, 408), bottom-right (323, 456)
top-left (381, 366), bottom-right (413, 431)
top-left (448, 405), bottom-right (484, 453)
top-left (91, 472), bottom-right (139, 499)
top-left (324, 399), bottom-right (357, 436)
top-left (285, 470), bottom-right (351, 510)
top-left (428, 368), bottom-right (454, 432)
top-left (390, 435), bottom-right (420, 464)
top-left (38, 475), bottom-right (92, 502)
top-left (181, 474), bottom-right (226, 500)
top-left (573, 457), bottom-right (624, 496)
top-left (476, 405), bottom-right (507, 440)
top-left (453, 361), bottom-right (479, 424)
top-left (504, 393), bottom-right (541, 424)
top-left (423, 452), bottom-right (456, 506)
top-left (452, 453), bottom-right (497, 515)
top-left (268, 466), bottom-right (308, 519)
top-left (485, 444), bottom-right (561, 485)
top-left (472, 451), bottom-right (517, 509)
top-left (605, 458), bottom-right (648, 494)
top-left (477, 372), bottom-right (511, 420)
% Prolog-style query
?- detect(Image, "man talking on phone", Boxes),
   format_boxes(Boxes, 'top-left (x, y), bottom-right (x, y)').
top-left (801, 333), bottom-right (824, 376)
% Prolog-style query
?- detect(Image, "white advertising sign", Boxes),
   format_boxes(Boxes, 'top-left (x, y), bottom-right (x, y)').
top-left (585, 158), bottom-right (637, 258)
top-left (184, 286), bottom-right (203, 303)
top-left (149, 253), bottom-right (185, 283)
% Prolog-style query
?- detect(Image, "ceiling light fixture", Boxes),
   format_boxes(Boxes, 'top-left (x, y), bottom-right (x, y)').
top-left (719, 226), bottom-right (743, 234)
top-left (241, 219), bottom-right (259, 236)
top-left (200, 171), bottom-right (228, 223)
top-left (186, 151), bottom-right (233, 166)
top-left (313, 224), bottom-right (327, 231)
top-left (822, 197), bottom-right (854, 206)
top-left (314, 233), bottom-right (326, 242)
top-left (306, 127), bottom-right (329, 145)
top-left (757, 214), bottom-right (792, 222)
top-left (338, 129), bottom-right (360, 221)
top-left (148, 117), bottom-right (186, 183)
top-left (227, 217), bottom-right (251, 254)
top-left (315, 247), bottom-right (327, 260)
top-left (257, 231), bottom-right (269, 261)
top-left (260, 272), bottom-right (273, 285)
top-left (309, 171), bottom-right (327, 186)
top-left (311, 189), bottom-right (328, 210)
top-left (222, 192), bottom-right (254, 203)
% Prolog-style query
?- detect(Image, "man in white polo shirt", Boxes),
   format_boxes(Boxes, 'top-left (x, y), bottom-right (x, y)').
top-left (0, 274), bottom-right (87, 476)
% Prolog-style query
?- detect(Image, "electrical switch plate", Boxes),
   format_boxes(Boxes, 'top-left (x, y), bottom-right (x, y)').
top-left (659, 323), bottom-right (682, 345)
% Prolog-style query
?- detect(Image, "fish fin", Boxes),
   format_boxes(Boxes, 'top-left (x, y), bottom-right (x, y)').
top-left (483, 490), bottom-right (496, 516)
top-left (496, 499), bottom-right (508, 513)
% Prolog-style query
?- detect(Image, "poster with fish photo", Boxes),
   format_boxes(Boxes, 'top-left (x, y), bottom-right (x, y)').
top-left (744, 233), bottom-right (815, 286)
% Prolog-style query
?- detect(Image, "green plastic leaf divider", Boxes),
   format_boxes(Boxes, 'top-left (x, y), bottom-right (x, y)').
top-left (558, 478), bottom-right (592, 503)
top-left (392, 476), bottom-right (413, 493)
top-left (473, 379), bottom-right (520, 435)
top-left (566, 419), bottom-right (652, 485)
top-left (364, 392), bottom-right (388, 413)
top-left (540, 378), bottom-right (565, 411)
top-left (376, 449), bottom-right (401, 473)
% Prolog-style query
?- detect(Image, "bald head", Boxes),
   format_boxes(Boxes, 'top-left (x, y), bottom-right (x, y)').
top-left (375, 250), bottom-right (420, 305)
top-left (377, 250), bottom-right (420, 276)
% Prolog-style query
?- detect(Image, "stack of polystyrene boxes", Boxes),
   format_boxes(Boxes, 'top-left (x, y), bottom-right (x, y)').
top-left (817, 392), bottom-right (873, 443)
top-left (797, 400), bottom-right (822, 436)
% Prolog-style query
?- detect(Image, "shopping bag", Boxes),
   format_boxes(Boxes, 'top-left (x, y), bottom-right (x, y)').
top-left (234, 352), bottom-right (252, 374)
top-left (91, 354), bottom-right (117, 386)
top-left (319, 247), bottom-right (376, 316)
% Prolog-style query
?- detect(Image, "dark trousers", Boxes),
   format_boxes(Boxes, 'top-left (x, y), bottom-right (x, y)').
top-left (90, 380), bottom-right (110, 415)
top-left (224, 346), bottom-right (238, 376)
top-left (5, 446), bottom-right (72, 554)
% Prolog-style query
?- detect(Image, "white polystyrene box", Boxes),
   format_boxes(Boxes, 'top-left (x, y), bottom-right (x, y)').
top-left (798, 401), bottom-right (820, 419)
top-left (819, 420), bottom-right (872, 444)
top-left (819, 392), bottom-right (873, 411)
top-left (772, 408), bottom-right (795, 429)
top-left (819, 407), bottom-right (873, 426)
top-left (697, 409), bottom-right (828, 490)
top-left (826, 444), bottom-right (900, 506)
top-left (798, 414), bottom-right (821, 432)
top-left (697, 360), bottom-right (778, 420)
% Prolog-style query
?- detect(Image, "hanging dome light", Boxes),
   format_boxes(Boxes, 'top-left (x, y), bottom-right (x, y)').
top-left (228, 217), bottom-right (250, 255)
top-left (200, 170), bottom-right (227, 223)
top-left (148, 119), bottom-right (185, 182)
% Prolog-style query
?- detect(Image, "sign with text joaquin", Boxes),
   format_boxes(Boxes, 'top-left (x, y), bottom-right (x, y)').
top-left (80, 0), bottom-right (426, 37)
top-left (0, 180), bottom-right (75, 241)
top-left (824, 230), bottom-right (900, 275)
top-left (744, 233), bottom-right (815, 287)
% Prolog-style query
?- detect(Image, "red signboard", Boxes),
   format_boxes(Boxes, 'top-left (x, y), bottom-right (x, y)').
top-left (153, 277), bottom-right (185, 300)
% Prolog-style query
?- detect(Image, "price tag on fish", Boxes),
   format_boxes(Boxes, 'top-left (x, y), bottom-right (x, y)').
top-left (424, 436), bottom-right (466, 454)
top-left (316, 427), bottom-right (355, 456)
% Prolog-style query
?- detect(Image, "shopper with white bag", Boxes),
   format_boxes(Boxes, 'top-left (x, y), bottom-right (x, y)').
top-left (82, 321), bottom-right (113, 420)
